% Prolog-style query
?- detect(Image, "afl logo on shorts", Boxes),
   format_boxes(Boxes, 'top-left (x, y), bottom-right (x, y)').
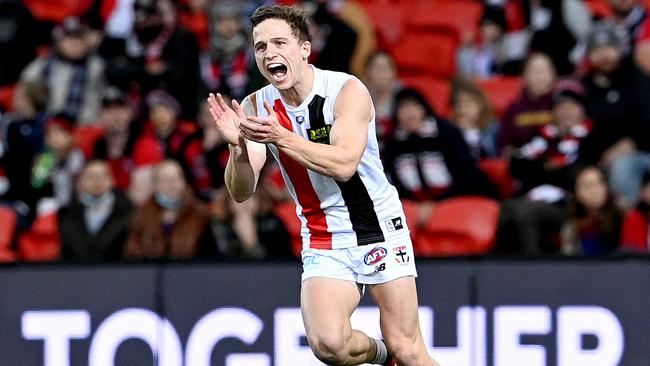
top-left (364, 247), bottom-right (388, 265)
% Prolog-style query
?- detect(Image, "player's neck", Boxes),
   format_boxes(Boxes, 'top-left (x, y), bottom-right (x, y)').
top-left (279, 65), bottom-right (314, 107)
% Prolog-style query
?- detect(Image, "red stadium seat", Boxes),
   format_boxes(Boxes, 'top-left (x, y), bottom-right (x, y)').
top-left (0, 84), bottom-right (16, 112)
top-left (18, 212), bottom-right (60, 262)
top-left (476, 76), bottom-right (521, 119)
top-left (585, 0), bottom-right (612, 18)
top-left (358, 1), bottom-right (408, 49)
top-left (392, 31), bottom-right (458, 79)
top-left (408, 1), bottom-right (484, 40)
top-left (273, 202), bottom-right (302, 257)
top-left (478, 158), bottom-right (516, 199)
top-left (414, 196), bottom-right (500, 257)
top-left (73, 125), bottom-right (105, 159)
top-left (0, 206), bottom-right (18, 262)
top-left (400, 76), bottom-right (452, 118)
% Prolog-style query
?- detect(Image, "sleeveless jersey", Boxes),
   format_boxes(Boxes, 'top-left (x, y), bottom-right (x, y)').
top-left (254, 66), bottom-right (408, 250)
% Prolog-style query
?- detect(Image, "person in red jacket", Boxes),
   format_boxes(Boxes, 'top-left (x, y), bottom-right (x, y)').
top-left (621, 170), bottom-right (650, 252)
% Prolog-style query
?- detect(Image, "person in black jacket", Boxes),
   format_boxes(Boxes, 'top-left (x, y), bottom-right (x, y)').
top-left (383, 88), bottom-right (498, 226)
top-left (58, 160), bottom-right (133, 262)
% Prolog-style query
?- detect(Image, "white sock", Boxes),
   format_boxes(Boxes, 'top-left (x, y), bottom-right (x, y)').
top-left (371, 337), bottom-right (388, 364)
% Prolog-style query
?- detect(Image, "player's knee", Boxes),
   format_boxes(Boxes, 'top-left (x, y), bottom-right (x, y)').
top-left (384, 334), bottom-right (420, 363)
top-left (308, 333), bottom-right (349, 364)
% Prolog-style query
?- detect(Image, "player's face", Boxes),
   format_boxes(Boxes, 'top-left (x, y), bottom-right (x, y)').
top-left (253, 18), bottom-right (310, 90)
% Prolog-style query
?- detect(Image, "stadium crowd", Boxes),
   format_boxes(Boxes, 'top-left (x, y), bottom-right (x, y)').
top-left (1, 0), bottom-right (650, 262)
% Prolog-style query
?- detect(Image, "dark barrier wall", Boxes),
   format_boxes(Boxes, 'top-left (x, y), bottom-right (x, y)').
top-left (0, 259), bottom-right (648, 366)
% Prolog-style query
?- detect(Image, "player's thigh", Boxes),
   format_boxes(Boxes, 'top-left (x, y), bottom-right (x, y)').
top-left (369, 276), bottom-right (421, 340)
top-left (301, 277), bottom-right (361, 342)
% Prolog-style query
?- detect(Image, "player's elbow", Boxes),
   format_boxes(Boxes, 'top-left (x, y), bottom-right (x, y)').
top-left (332, 163), bottom-right (357, 182)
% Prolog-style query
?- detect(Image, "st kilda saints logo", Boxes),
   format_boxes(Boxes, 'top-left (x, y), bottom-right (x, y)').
top-left (393, 245), bottom-right (410, 266)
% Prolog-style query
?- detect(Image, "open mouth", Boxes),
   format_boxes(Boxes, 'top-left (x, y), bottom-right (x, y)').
top-left (267, 63), bottom-right (288, 81)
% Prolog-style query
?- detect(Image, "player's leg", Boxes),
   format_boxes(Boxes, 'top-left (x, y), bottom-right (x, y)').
top-left (370, 276), bottom-right (441, 366)
top-left (301, 277), bottom-right (380, 365)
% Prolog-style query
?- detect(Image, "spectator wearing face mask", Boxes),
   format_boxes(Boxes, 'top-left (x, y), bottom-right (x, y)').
top-left (59, 160), bottom-right (133, 262)
top-left (124, 159), bottom-right (217, 260)
top-left (104, 0), bottom-right (200, 119)
top-left (20, 16), bottom-right (106, 124)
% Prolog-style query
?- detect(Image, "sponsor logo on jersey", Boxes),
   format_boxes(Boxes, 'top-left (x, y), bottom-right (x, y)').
top-left (393, 245), bottom-right (410, 266)
top-left (385, 217), bottom-right (404, 232)
top-left (307, 125), bottom-right (331, 144)
top-left (303, 256), bottom-right (320, 268)
top-left (364, 247), bottom-right (387, 265)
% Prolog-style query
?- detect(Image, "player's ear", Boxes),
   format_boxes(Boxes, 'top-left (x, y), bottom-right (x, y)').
top-left (301, 41), bottom-right (311, 61)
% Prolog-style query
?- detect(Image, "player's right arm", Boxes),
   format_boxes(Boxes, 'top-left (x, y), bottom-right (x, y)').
top-left (207, 93), bottom-right (267, 202)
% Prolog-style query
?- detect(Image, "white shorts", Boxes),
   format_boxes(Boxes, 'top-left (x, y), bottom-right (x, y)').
top-left (301, 234), bottom-right (418, 285)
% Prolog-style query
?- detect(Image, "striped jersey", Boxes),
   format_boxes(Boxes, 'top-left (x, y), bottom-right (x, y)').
top-left (254, 66), bottom-right (408, 250)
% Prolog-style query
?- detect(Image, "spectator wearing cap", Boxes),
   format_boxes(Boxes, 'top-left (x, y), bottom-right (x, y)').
top-left (19, 16), bottom-right (106, 125)
top-left (30, 114), bottom-right (85, 213)
top-left (198, 2), bottom-right (251, 101)
top-left (457, 5), bottom-right (528, 79)
top-left (130, 90), bottom-right (211, 204)
top-left (59, 160), bottom-right (134, 262)
top-left (579, 23), bottom-right (650, 206)
top-left (498, 53), bottom-right (556, 155)
top-left (91, 86), bottom-right (142, 190)
top-left (620, 169), bottom-right (650, 252)
top-left (104, 0), bottom-right (200, 120)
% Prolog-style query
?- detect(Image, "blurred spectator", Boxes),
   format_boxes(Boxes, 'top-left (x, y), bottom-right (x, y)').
top-left (457, 5), bottom-right (528, 78)
top-left (20, 17), bottom-right (105, 125)
top-left (601, 0), bottom-right (648, 61)
top-left (104, 0), bottom-right (200, 119)
top-left (494, 80), bottom-right (590, 256)
top-left (59, 160), bottom-right (133, 262)
top-left (450, 78), bottom-right (500, 160)
top-left (132, 89), bottom-right (211, 197)
top-left (620, 169), bottom-right (650, 252)
top-left (91, 86), bottom-right (141, 190)
top-left (383, 88), bottom-right (499, 226)
top-left (0, 81), bottom-right (49, 226)
top-left (498, 52), bottom-right (556, 155)
top-left (363, 51), bottom-right (400, 149)
top-left (523, 0), bottom-right (592, 75)
top-left (578, 24), bottom-right (650, 205)
top-left (510, 79), bottom-right (592, 195)
top-left (302, 0), bottom-right (357, 73)
top-left (209, 185), bottom-right (292, 259)
top-left (177, 0), bottom-right (210, 50)
top-left (30, 114), bottom-right (85, 212)
top-left (196, 99), bottom-right (228, 191)
top-left (0, 0), bottom-right (37, 86)
top-left (561, 165), bottom-right (623, 256)
top-left (199, 2), bottom-right (250, 101)
top-left (124, 159), bottom-right (216, 260)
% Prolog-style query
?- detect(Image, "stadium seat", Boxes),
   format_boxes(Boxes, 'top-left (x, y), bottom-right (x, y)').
top-left (358, 1), bottom-right (407, 49)
top-left (478, 158), bottom-right (516, 199)
top-left (0, 84), bottom-right (16, 112)
top-left (407, 1), bottom-right (483, 39)
top-left (400, 76), bottom-right (452, 118)
top-left (73, 125), bottom-right (105, 159)
top-left (0, 206), bottom-right (18, 262)
top-left (415, 196), bottom-right (500, 256)
top-left (18, 212), bottom-right (60, 262)
top-left (585, 0), bottom-right (612, 18)
top-left (392, 31), bottom-right (458, 80)
top-left (476, 76), bottom-right (521, 118)
top-left (273, 202), bottom-right (302, 257)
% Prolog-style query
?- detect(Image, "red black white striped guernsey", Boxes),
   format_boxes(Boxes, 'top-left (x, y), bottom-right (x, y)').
top-left (254, 66), bottom-right (408, 250)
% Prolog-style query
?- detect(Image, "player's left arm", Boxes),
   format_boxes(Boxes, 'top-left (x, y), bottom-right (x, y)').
top-left (241, 78), bottom-right (371, 182)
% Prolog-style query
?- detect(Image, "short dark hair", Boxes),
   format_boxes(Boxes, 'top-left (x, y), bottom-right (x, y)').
top-left (250, 5), bottom-right (312, 43)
